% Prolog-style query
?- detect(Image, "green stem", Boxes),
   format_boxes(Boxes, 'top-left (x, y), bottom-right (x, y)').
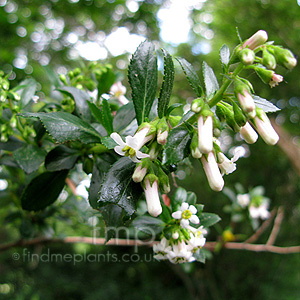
top-left (208, 63), bottom-right (244, 108)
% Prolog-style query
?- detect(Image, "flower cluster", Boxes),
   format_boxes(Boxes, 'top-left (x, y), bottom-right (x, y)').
top-left (153, 202), bottom-right (208, 264)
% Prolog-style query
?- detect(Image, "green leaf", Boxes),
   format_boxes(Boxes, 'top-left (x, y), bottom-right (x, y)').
top-left (19, 112), bottom-right (101, 144)
top-left (220, 44), bottom-right (230, 65)
top-left (186, 191), bottom-right (197, 205)
top-left (15, 78), bottom-right (38, 109)
top-left (162, 126), bottom-right (191, 165)
top-left (0, 136), bottom-right (24, 151)
top-left (45, 145), bottom-right (81, 171)
top-left (203, 61), bottom-right (219, 99)
top-left (166, 103), bottom-right (182, 116)
top-left (160, 203), bottom-right (172, 223)
top-left (132, 216), bottom-right (165, 236)
top-left (158, 49), bottom-right (175, 118)
top-left (176, 57), bottom-right (203, 97)
top-left (89, 154), bottom-right (117, 209)
top-left (98, 157), bottom-right (142, 216)
top-left (113, 102), bottom-right (136, 132)
top-left (101, 99), bottom-right (113, 135)
top-left (13, 144), bottom-right (46, 174)
top-left (58, 86), bottom-right (92, 122)
top-left (253, 95), bottom-right (280, 113)
top-left (101, 136), bottom-right (118, 149)
top-left (194, 249), bottom-right (206, 263)
top-left (97, 67), bottom-right (116, 96)
top-left (199, 212), bottom-right (221, 227)
top-left (171, 187), bottom-right (188, 210)
top-left (128, 40), bottom-right (158, 125)
top-left (87, 101), bottom-right (102, 123)
top-left (21, 170), bottom-right (68, 211)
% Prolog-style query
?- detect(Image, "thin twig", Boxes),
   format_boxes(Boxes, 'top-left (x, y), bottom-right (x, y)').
top-left (244, 208), bottom-right (277, 243)
top-left (171, 172), bottom-right (178, 188)
top-left (266, 206), bottom-right (284, 246)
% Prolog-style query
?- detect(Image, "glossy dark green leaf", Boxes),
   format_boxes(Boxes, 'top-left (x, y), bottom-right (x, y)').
top-left (97, 67), bottom-right (116, 96)
top-left (21, 170), bottom-right (68, 211)
top-left (19, 112), bottom-right (101, 144)
top-left (199, 212), bottom-right (221, 227)
top-left (113, 102), bottom-right (136, 132)
top-left (158, 49), bottom-right (175, 118)
top-left (13, 144), bottom-right (46, 174)
top-left (186, 191), bottom-right (197, 205)
top-left (15, 78), bottom-right (38, 109)
top-left (132, 216), bottom-right (164, 236)
top-left (220, 44), bottom-right (230, 66)
top-left (101, 136), bottom-right (118, 149)
top-left (58, 86), bottom-right (92, 122)
top-left (0, 136), bottom-right (24, 151)
top-left (253, 95), bottom-right (280, 113)
top-left (160, 203), bottom-right (172, 223)
top-left (101, 98), bottom-right (113, 135)
top-left (176, 57), bottom-right (203, 97)
top-left (194, 249), bottom-right (206, 263)
top-left (162, 126), bottom-right (191, 165)
top-left (45, 145), bottom-right (80, 171)
top-left (89, 154), bottom-right (117, 209)
top-left (128, 40), bottom-right (158, 125)
top-left (203, 61), bottom-right (219, 100)
top-left (166, 103), bottom-right (182, 116)
top-left (171, 187), bottom-right (188, 210)
top-left (98, 157), bottom-right (142, 216)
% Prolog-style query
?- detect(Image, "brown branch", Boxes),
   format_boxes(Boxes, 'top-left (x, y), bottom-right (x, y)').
top-left (244, 208), bottom-right (277, 243)
top-left (205, 242), bottom-right (300, 254)
top-left (266, 206), bottom-right (284, 245)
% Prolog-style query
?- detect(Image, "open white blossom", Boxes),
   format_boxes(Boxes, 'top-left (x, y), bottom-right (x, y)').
top-left (249, 202), bottom-right (270, 220)
top-left (153, 238), bottom-right (172, 260)
top-left (237, 193), bottom-right (251, 208)
top-left (110, 81), bottom-right (129, 105)
top-left (167, 241), bottom-right (196, 264)
top-left (187, 226), bottom-right (207, 251)
top-left (217, 151), bottom-right (241, 176)
top-left (110, 130), bottom-right (151, 163)
top-left (172, 202), bottom-right (200, 228)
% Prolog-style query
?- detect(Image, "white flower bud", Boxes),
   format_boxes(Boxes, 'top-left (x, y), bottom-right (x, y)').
top-left (243, 30), bottom-right (268, 50)
top-left (144, 178), bottom-right (162, 217)
top-left (240, 122), bottom-right (258, 144)
top-left (198, 115), bottom-right (213, 154)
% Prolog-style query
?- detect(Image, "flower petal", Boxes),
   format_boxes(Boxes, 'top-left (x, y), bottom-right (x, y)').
top-left (190, 215), bottom-right (200, 224)
top-left (125, 135), bottom-right (139, 149)
top-left (110, 132), bottom-right (125, 146)
top-left (180, 219), bottom-right (189, 228)
top-left (135, 150), bottom-right (150, 159)
top-left (181, 202), bottom-right (189, 211)
top-left (114, 146), bottom-right (125, 157)
top-left (172, 211), bottom-right (182, 219)
top-left (189, 205), bottom-right (197, 215)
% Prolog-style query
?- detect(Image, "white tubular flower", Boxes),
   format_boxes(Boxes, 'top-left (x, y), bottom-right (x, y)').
top-left (197, 115), bottom-right (213, 154)
top-left (187, 226), bottom-right (207, 251)
top-left (132, 165), bottom-right (147, 183)
top-left (217, 152), bottom-right (241, 176)
top-left (153, 238), bottom-right (172, 260)
top-left (191, 146), bottom-right (202, 159)
top-left (237, 90), bottom-right (256, 114)
top-left (242, 30), bottom-right (268, 50)
top-left (143, 176), bottom-right (162, 217)
top-left (249, 203), bottom-right (270, 220)
top-left (110, 127), bottom-right (154, 163)
top-left (240, 122), bottom-right (258, 144)
top-left (157, 129), bottom-right (168, 145)
top-left (201, 152), bottom-right (224, 192)
top-left (172, 202), bottom-right (200, 228)
top-left (167, 241), bottom-right (195, 264)
top-left (237, 193), bottom-right (251, 208)
top-left (110, 82), bottom-right (129, 105)
top-left (269, 73), bottom-right (283, 88)
top-left (251, 112), bottom-right (279, 145)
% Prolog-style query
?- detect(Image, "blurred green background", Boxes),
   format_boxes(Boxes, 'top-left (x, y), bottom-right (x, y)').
top-left (0, 0), bottom-right (300, 299)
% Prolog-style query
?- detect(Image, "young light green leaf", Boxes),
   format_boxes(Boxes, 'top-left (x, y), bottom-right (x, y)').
top-left (128, 40), bottom-right (158, 125)
top-left (21, 170), bottom-right (69, 211)
top-left (101, 99), bottom-right (113, 135)
top-left (19, 112), bottom-right (101, 144)
top-left (13, 144), bottom-right (46, 174)
top-left (176, 57), bottom-right (203, 97)
top-left (87, 100), bottom-right (102, 123)
top-left (203, 61), bottom-right (219, 99)
top-left (162, 126), bottom-right (191, 165)
top-left (58, 86), bottom-right (92, 122)
top-left (45, 145), bottom-right (81, 171)
top-left (15, 78), bottom-right (38, 109)
top-left (158, 49), bottom-right (175, 118)
top-left (220, 44), bottom-right (230, 66)
top-left (113, 102), bottom-right (136, 132)
top-left (253, 95), bottom-right (280, 113)
top-left (98, 157), bottom-right (142, 217)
